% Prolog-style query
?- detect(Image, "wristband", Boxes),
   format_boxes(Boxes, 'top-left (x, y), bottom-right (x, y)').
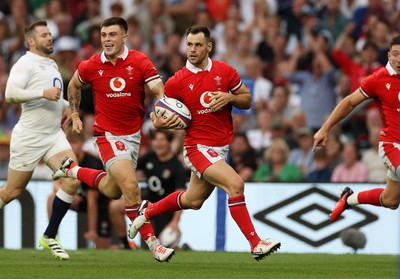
top-left (71, 112), bottom-right (80, 121)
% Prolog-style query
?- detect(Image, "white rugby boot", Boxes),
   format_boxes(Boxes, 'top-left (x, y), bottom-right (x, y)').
top-left (39, 235), bottom-right (70, 260)
top-left (128, 200), bottom-right (150, 239)
top-left (251, 239), bottom-right (281, 261)
top-left (52, 157), bottom-right (77, 180)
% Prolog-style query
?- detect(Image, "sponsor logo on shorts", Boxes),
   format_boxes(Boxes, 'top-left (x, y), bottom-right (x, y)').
top-left (115, 141), bottom-right (125, 151)
top-left (207, 149), bottom-right (218, 157)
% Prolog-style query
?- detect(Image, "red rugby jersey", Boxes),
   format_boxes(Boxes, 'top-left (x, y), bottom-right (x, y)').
top-left (78, 46), bottom-right (160, 135)
top-left (360, 62), bottom-right (400, 143)
top-left (165, 58), bottom-right (242, 147)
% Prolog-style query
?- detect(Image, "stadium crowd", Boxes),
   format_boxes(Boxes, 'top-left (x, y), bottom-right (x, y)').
top-left (1, 0), bottom-right (399, 186)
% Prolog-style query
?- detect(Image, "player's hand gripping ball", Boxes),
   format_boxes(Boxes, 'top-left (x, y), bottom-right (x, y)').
top-left (154, 97), bottom-right (192, 128)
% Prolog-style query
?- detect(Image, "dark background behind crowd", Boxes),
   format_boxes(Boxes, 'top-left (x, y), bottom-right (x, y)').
top-left (1, 0), bottom-right (399, 184)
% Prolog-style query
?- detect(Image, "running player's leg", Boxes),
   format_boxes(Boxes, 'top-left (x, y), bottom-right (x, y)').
top-left (330, 142), bottom-right (400, 221)
top-left (0, 168), bottom-right (33, 208)
top-left (202, 159), bottom-right (281, 260)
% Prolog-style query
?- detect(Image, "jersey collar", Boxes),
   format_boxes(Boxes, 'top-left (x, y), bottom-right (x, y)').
top-left (386, 62), bottom-right (397, 76)
top-left (100, 45), bottom-right (129, 63)
top-left (186, 58), bottom-right (212, 73)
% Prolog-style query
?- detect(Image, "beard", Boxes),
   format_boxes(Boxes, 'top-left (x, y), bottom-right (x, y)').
top-left (37, 44), bottom-right (54, 55)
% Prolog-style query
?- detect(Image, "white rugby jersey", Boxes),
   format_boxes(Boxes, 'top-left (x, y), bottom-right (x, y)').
top-left (5, 51), bottom-right (68, 134)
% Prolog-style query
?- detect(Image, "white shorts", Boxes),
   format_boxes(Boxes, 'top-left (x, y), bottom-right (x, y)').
top-left (9, 126), bottom-right (71, 171)
top-left (379, 141), bottom-right (400, 182)
top-left (183, 144), bottom-right (229, 178)
top-left (94, 131), bottom-right (141, 171)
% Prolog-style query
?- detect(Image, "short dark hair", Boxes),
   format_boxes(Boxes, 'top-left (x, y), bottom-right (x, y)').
top-left (389, 35), bottom-right (400, 50)
top-left (101, 17), bottom-right (128, 33)
top-left (25, 20), bottom-right (47, 37)
top-left (186, 25), bottom-right (211, 41)
top-left (149, 129), bottom-right (174, 142)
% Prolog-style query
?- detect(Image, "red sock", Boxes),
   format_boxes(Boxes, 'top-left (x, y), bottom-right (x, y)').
top-left (125, 205), bottom-right (155, 241)
top-left (357, 188), bottom-right (384, 206)
top-left (76, 168), bottom-right (106, 190)
top-left (146, 191), bottom-right (185, 219)
top-left (228, 195), bottom-right (260, 248)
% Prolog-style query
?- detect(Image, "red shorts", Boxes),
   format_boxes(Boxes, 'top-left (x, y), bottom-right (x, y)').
top-left (183, 144), bottom-right (229, 178)
top-left (379, 142), bottom-right (400, 181)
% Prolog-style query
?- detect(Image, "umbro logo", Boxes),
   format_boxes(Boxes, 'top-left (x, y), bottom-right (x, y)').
top-left (98, 70), bottom-right (103, 76)
top-left (189, 84), bottom-right (194, 91)
top-left (386, 83), bottom-right (391, 90)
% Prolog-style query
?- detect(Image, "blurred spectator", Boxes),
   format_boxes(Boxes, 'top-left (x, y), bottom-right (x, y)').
top-left (53, 36), bottom-right (81, 86)
top-left (325, 131), bottom-right (343, 170)
top-left (351, 0), bottom-right (387, 40)
top-left (246, 109), bottom-right (272, 157)
top-left (340, 0), bottom-right (368, 19)
top-left (254, 15), bottom-right (281, 78)
top-left (268, 84), bottom-right (292, 129)
top-left (243, 55), bottom-right (273, 112)
top-left (74, 0), bottom-right (103, 43)
top-left (282, 41), bottom-right (337, 131)
top-left (332, 23), bottom-right (381, 92)
top-left (166, 0), bottom-right (201, 36)
top-left (306, 148), bottom-right (332, 182)
top-left (79, 24), bottom-right (102, 60)
top-left (331, 141), bottom-right (368, 182)
top-left (319, 0), bottom-right (348, 40)
top-left (42, 0), bottom-right (68, 39)
top-left (361, 126), bottom-right (387, 183)
top-left (229, 132), bottom-right (258, 182)
top-left (243, 0), bottom-right (273, 47)
top-left (204, 0), bottom-right (235, 22)
top-left (0, 136), bottom-right (10, 179)
top-left (365, 19), bottom-right (391, 65)
top-left (214, 18), bottom-right (240, 61)
top-left (53, 13), bottom-right (74, 38)
top-left (288, 127), bottom-right (315, 177)
top-left (253, 138), bottom-right (303, 182)
top-left (158, 33), bottom-right (186, 82)
top-left (136, 0), bottom-right (175, 53)
top-left (335, 71), bottom-right (351, 102)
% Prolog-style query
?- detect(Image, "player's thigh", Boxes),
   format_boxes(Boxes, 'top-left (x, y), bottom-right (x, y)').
top-left (202, 160), bottom-right (243, 195)
top-left (183, 172), bottom-right (215, 209)
top-left (1, 168), bottom-right (33, 201)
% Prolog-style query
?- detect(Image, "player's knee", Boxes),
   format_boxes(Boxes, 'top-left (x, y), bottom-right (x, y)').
top-left (382, 196), bottom-right (399, 209)
top-left (385, 200), bottom-right (399, 210)
top-left (227, 177), bottom-right (244, 196)
top-left (186, 199), bottom-right (205, 210)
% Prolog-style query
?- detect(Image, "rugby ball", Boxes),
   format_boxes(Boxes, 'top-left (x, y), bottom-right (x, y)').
top-left (159, 226), bottom-right (181, 248)
top-left (154, 97), bottom-right (192, 128)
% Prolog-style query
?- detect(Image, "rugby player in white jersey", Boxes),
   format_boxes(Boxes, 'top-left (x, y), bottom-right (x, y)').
top-left (0, 20), bottom-right (79, 260)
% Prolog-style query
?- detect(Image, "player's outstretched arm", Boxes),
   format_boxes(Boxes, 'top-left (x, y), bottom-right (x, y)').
top-left (313, 89), bottom-right (367, 151)
top-left (68, 70), bottom-right (85, 134)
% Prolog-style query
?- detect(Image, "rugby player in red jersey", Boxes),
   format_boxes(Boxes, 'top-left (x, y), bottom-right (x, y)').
top-left (313, 35), bottom-right (400, 222)
top-left (129, 25), bottom-right (281, 261)
top-left (52, 17), bottom-right (177, 262)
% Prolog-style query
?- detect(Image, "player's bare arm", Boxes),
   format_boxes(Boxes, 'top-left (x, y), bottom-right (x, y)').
top-left (210, 84), bottom-right (251, 110)
top-left (67, 70), bottom-right (85, 134)
top-left (313, 89), bottom-right (367, 151)
top-left (147, 78), bottom-right (165, 99)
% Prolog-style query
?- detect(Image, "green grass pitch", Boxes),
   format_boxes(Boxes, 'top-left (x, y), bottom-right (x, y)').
top-left (0, 249), bottom-right (396, 279)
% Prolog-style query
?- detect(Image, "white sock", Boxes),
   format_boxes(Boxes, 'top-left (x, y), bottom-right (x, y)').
top-left (145, 235), bottom-right (158, 251)
top-left (68, 165), bottom-right (80, 178)
top-left (0, 198), bottom-right (5, 209)
top-left (347, 192), bottom-right (359, 206)
top-left (56, 188), bottom-right (74, 203)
